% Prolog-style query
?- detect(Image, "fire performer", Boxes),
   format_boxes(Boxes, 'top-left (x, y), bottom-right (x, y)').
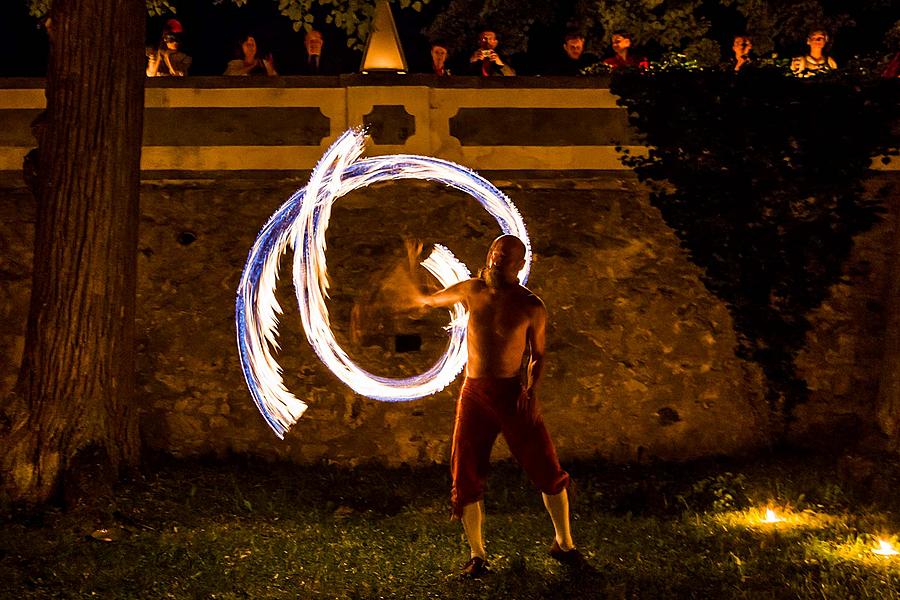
top-left (400, 235), bottom-right (584, 577)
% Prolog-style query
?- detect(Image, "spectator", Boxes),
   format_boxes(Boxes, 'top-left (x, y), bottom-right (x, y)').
top-left (468, 30), bottom-right (515, 76)
top-left (298, 29), bottom-right (338, 75)
top-left (428, 41), bottom-right (451, 76)
top-left (224, 34), bottom-right (277, 76)
top-left (724, 34), bottom-right (754, 72)
top-left (881, 51), bottom-right (900, 79)
top-left (546, 32), bottom-right (597, 75)
top-left (146, 19), bottom-right (191, 77)
top-left (791, 29), bottom-right (837, 76)
top-left (602, 31), bottom-right (648, 70)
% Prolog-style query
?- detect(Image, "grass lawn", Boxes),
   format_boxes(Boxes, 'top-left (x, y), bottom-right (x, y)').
top-left (2, 451), bottom-right (899, 599)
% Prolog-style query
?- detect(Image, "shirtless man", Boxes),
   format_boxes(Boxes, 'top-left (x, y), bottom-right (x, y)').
top-left (405, 234), bottom-right (582, 577)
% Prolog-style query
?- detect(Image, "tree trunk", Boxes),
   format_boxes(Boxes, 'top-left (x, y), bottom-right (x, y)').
top-left (878, 204), bottom-right (900, 453)
top-left (0, 0), bottom-right (145, 503)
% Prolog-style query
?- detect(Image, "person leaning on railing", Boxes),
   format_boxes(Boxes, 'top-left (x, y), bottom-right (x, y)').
top-left (724, 34), bottom-right (755, 73)
top-left (791, 29), bottom-right (837, 77)
top-left (468, 30), bottom-right (515, 76)
top-left (542, 31), bottom-right (598, 76)
top-left (224, 34), bottom-right (278, 76)
top-left (601, 31), bottom-right (648, 70)
top-left (429, 41), bottom-right (452, 76)
top-left (297, 29), bottom-right (338, 75)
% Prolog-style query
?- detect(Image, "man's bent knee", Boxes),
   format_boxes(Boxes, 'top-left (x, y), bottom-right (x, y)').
top-left (451, 496), bottom-right (484, 520)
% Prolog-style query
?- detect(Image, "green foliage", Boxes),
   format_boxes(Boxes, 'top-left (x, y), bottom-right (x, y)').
top-left (727, 0), bottom-right (853, 56)
top-left (885, 19), bottom-right (900, 51)
top-left (29, 0), bottom-right (177, 17)
top-left (27, 0), bottom-right (429, 50)
top-left (424, 0), bottom-right (556, 54)
top-left (611, 66), bottom-right (898, 421)
top-left (275, 0), bottom-right (429, 49)
top-left (28, 0), bottom-right (176, 18)
top-left (582, 0), bottom-right (712, 48)
top-left (26, 0), bottom-right (899, 60)
top-left (146, 0), bottom-right (177, 16)
top-left (727, 0), bottom-right (900, 57)
top-left (678, 472), bottom-right (750, 512)
top-left (682, 38), bottom-right (724, 66)
top-left (25, 0), bottom-right (50, 18)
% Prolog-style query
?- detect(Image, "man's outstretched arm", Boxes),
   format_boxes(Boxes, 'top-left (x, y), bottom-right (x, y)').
top-left (403, 239), bottom-right (474, 310)
top-left (415, 280), bottom-right (472, 309)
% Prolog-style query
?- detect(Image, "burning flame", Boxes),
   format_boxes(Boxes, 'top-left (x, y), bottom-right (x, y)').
top-left (763, 508), bottom-right (784, 523)
top-left (872, 539), bottom-right (899, 556)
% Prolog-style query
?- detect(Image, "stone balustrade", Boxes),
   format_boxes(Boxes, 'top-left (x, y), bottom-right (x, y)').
top-left (1, 75), bottom-right (647, 176)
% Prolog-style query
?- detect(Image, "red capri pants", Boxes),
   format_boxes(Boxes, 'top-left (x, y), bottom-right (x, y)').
top-left (450, 376), bottom-right (570, 518)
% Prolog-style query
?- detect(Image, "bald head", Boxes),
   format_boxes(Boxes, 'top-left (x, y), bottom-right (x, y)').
top-left (484, 235), bottom-right (526, 288)
top-left (490, 234), bottom-right (526, 259)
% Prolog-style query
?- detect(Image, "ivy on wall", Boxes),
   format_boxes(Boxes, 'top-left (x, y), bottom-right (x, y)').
top-left (611, 66), bottom-right (899, 425)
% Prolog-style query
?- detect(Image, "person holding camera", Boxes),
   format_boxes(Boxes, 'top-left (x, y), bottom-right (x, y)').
top-left (468, 30), bottom-right (515, 76)
top-left (146, 19), bottom-right (191, 77)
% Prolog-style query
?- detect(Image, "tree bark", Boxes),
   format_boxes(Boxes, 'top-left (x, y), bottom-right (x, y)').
top-left (0, 0), bottom-right (145, 503)
top-left (878, 204), bottom-right (900, 453)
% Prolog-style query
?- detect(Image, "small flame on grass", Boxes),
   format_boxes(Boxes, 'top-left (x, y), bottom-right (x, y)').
top-left (762, 508), bottom-right (784, 523)
top-left (872, 538), bottom-right (899, 557)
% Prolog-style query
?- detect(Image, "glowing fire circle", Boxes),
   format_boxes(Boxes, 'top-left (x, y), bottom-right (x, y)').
top-left (236, 129), bottom-right (531, 438)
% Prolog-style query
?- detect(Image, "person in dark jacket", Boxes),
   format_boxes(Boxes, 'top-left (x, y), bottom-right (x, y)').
top-left (297, 29), bottom-right (339, 75)
top-left (544, 32), bottom-right (597, 75)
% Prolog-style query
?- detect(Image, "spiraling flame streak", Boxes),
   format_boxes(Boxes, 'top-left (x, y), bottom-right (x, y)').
top-left (236, 129), bottom-right (531, 438)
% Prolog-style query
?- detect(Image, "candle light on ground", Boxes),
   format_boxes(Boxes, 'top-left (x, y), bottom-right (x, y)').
top-left (763, 508), bottom-right (784, 523)
top-left (712, 506), bottom-right (832, 531)
top-left (872, 538), bottom-right (899, 556)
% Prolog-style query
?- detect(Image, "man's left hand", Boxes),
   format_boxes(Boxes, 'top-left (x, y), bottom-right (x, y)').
top-left (518, 387), bottom-right (539, 423)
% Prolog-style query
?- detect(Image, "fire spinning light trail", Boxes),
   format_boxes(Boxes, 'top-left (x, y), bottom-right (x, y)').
top-left (236, 129), bottom-right (531, 438)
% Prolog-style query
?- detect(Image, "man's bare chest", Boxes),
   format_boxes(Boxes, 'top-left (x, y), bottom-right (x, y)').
top-left (468, 298), bottom-right (530, 337)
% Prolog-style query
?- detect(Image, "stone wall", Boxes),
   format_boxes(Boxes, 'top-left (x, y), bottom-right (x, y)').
top-left (793, 177), bottom-right (900, 446)
top-left (3, 175), bottom-right (896, 465)
top-left (1, 174), bottom-right (776, 466)
top-left (0, 187), bottom-right (32, 397)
